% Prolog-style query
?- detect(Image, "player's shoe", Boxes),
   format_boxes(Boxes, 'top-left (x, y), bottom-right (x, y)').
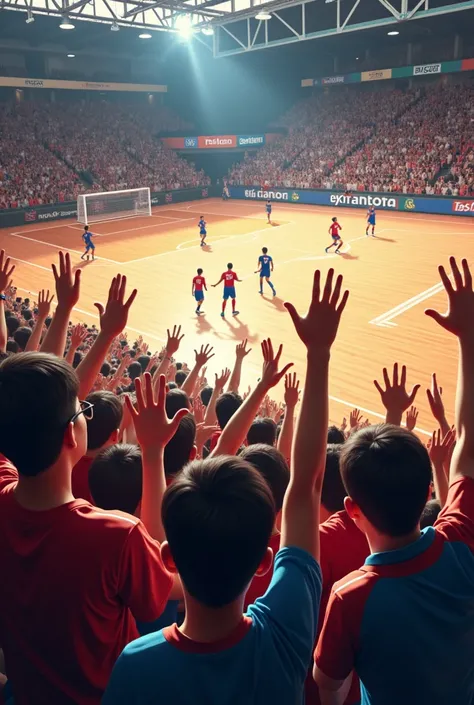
top-left (273, 290), bottom-right (277, 297)
top-left (259, 290), bottom-right (263, 295)
top-left (220, 312), bottom-right (225, 317)
top-left (232, 310), bottom-right (239, 316)
top-left (325, 247), bottom-right (329, 253)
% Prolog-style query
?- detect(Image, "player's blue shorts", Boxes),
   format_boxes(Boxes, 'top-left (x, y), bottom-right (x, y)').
top-left (332, 234), bottom-right (341, 241)
top-left (368, 215), bottom-right (376, 225)
top-left (200, 229), bottom-right (207, 236)
top-left (260, 269), bottom-right (271, 278)
top-left (194, 290), bottom-right (204, 302)
top-left (85, 243), bottom-right (95, 251)
top-left (266, 208), bottom-right (272, 214)
top-left (223, 286), bottom-right (236, 300)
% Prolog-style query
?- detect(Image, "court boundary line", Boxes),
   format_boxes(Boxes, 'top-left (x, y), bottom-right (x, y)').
top-left (370, 281), bottom-right (446, 327)
top-left (7, 233), bottom-right (121, 264)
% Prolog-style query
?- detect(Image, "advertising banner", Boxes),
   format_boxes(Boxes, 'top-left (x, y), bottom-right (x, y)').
top-left (322, 76), bottom-right (345, 85)
top-left (197, 135), bottom-right (237, 149)
top-left (0, 76), bottom-right (167, 93)
top-left (361, 68), bottom-right (392, 82)
top-left (161, 137), bottom-right (185, 149)
top-left (461, 58), bottom-right (474, 71)
top-left (237, 135), bottom-right (265, 147)
top-left (413, 63), bottom-right (441, 75)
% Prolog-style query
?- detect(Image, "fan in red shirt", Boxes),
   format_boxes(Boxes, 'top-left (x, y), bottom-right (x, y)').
top-left (212, 262), bottom-right (242, 318)
top-left (325, 217), bottom-right (343, 255)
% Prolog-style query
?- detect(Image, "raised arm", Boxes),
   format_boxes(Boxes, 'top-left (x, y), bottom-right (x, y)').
top-left (152, 325), bottom-right (184, 393)
top-left (65, 323), bottom-right (88, 365)
top-left (182, 344), bottom-right (215, 398)
top-left (40, 252), bottom-right (81, 356)
top-left (374, 363), bottom-right (420, 427)
top-left (204, 367), bottom-right (231, 426)
top-left (25, 290), bottom-right (54, 353)
top-left (126, 373), bottom-right (188, 542)
top-left (282, 268), bottom-right (349, 558)
top-left (277, 372), bottom-right (300, 461)
top-left (429, 428), bottom-right (455, 507)
top-left (211, 338), bottom-right (292, 458)
top-left (426, 373), bottom-right (451, 437)
top-left (75, 274), bottom-right (137, 398)
top-left (0, 251), bottom-right (15, 353)
top-left (425, 257), bottom-right (474, 481)
top-left (227, 339), bottom-right (251, 394)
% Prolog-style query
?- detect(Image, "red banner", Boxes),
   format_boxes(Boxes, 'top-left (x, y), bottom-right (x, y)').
top-left (461, 58), bottom-right (474, 71)
top-left (197, 135), bottom-right (237, 149)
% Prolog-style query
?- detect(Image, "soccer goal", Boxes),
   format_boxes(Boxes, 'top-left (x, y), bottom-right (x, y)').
top-left (77, 187), bottom-right (152, 224)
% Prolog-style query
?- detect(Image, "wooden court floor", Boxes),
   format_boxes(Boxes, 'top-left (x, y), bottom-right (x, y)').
top-left (1, 197), bottom-right (472, 438)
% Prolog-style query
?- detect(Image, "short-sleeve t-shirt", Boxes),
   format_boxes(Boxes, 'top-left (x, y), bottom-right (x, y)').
top-left (222, 271), bottom-right (238, 287)
top-left (330, 222), bottom-right (341, 237)
top-left (103, 546), bottom-right (322, 705)
top-left (0, 456), bottom-right (173, 705)
top-left (316, 477), bottom-right (474, 705)
top-left (258, 255), bottom-right (273, 274)
top-left (193, 276), bottom-right (206, 291)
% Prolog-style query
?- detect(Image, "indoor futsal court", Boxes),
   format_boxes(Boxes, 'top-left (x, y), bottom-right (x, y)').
top-left (0, 197), bottom-right (471, 436)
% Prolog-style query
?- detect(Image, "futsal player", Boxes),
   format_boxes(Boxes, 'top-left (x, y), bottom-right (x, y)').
top-left (266, 200), bottom-right (272, 224)
top-left (325, 217), bottom-right (343, 254)
top-left (212, 263), bottom-right (242, 318)
top-left (366, 205), bottom-right (376, 236)
top-left (81, 225), bottom-right (95, 260)
top-left (198, 216), bottom-right (207, 247)
top-left (192, 268), bottom-right (207, 316)
top-left (255, 247), bottom-right (276, 296)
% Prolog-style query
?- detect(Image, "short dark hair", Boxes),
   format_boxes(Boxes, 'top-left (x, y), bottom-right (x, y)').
top-left (89, 444), bottom-right (142, 515)
top-left (6, 316), bottom-right (20, 336)
top-left (341, 424), bottom-right (432, 537)
top-left (420, 499), bottom-right (441, 529)
top-left (327, 425), bottom-right (345, 444)
top-left (246, 418), bottom-right (277, 447)
top-left (200, 385), bottom-right (213, 407)
top-left (14, 326), bottom-right (32, 351)
top-left (166, 388), bottom-right (191, 418)
top-left (137, 355), bottom-right (150, 374)
top-left (240, 444), bottom-right (289, 512)
top-left (164, 414), bottom-right (196, 479)
top-left (262, 247), bottom-right (268, 254)
top-left (85, 391), bottom-right (123, 451)
top-left (128, 361), bottom-right (142, 380)
top-left (216, 392), bottom-right (242, 429)
top-left (175, 370), bottom-right (187, 388)
top-left (22, 309), bottom-right (33, 321)
top-left (197, 268), bottom-right (203, 275)
top-left (100, 362), bottom-right (111, 377)
top-left (227, 263), bottom-right (233, 269)
top-left (0, 353), bottom-right (79, 476)
top-left (162, 456), bottom-right (275, 607)
top-left (72, 351), bottom-right (83, 369)
top-left (321, 444), bottom-right (345, 513)
top-left (6, 340), bottom-right (19, 353)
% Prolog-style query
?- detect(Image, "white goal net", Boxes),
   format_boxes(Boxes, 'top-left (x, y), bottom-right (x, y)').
top-left (77, 187), bottom-right (152, 224)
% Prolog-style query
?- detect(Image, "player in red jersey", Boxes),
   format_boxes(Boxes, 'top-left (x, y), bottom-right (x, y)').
top-left (325, 217), bottom-right (343, 254)
top-left (212, 262), bottom-right (242, 318)
top-left (192, 268), bottom-right (207, 316)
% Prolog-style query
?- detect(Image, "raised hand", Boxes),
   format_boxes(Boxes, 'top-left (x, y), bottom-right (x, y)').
top-left (125, 373), bottom-right (189, 449)
top-left (260, 338), bottom-right (293, 390)
top-left (70, 323), bottom-right (88, 349)
top-left (37, 289), bottom-right (54, 319)
top-left (425, 257), bottom-right (474, 340)
top-left (285, 268), bottom-right (349, 352)
top-left (374, 363), bottom-right (420, 426)
top-left (195, 343), bottom-right (215, 367)
top-left (236, 338), bottom-right (252, 360)
top-left (429, 428), bottom-right (456, 470)
top-left (192, 396), bottom-right (206, 425)
top-left (0, 250), bottom-right (15, 293)
top-left (284, 372), bottom-right (300, 408)
top-left (215, 367), bottom-right (231, 391)
top-left (426, 372), bottom-right (450, 436)
top-left (94, 274), bottom-right (137, 339)
top-left (406, 406), bottom-right (419, 432)
top-left (52, 251), bottom-right (81, 310)
top-left (166, 325), bottom-right (184, 356)
top-left (349, 408), bottom-right (363, 429)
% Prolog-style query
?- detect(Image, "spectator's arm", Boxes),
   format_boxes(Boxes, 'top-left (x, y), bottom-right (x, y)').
top-left (76, 274), bottom-right (137, 398)
top-left (277, 372), bottom-right (299, 460)
top-left (425, 257), bottom-right (474, 481)
top-left (426, 373), bottom-right (451, 437)
top-left (152, 325), bottom-right (184, 394)
top-left (204, 368), bottom-right (231, 426)
top-left (126, 373), bottom-right (188, 542)
top-left (282, 269), bottom-right (349, 558)
top-left (227, 339), bottom-right (251, 394)
top-left (374, 363), bottom-right (420, 426)
top-left (65, 323), bottom-right (88, 365)
top-left (429, 429), bottom-right (454, 507)
top-left (25, 290), bottom-right (54, 352)
top-left (40, 252), bottom-right (81, 356)
top-left (212, 339), bottom-right (292, 457)
top-left (182, 344), bottom-right (214, 398)
top-left (0, 251), bottom-right (15, 353)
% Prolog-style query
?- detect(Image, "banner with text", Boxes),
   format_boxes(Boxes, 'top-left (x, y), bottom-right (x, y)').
top-left (0, 76), bottom-right (167, 93)
top-left (361, 68), bottom-right (393, 82)
top-left (161, 134), bottom-right (270, 150)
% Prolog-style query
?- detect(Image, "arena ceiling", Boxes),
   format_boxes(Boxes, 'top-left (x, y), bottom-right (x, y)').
top-left (0, 0), bottom-right (473, 57)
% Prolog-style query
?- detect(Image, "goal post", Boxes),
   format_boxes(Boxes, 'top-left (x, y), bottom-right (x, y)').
top-left (77, 187), bottom-right (152, 224)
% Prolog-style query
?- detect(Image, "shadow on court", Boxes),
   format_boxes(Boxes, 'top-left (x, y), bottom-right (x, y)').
top-left (222, 316), bottom-right (259, 344)
top-left (373, 236), bottom-right (396, 243)
top-left (339, 252), bottom-right (359, 261)
top-left (262, 294), bottom-right (287, 312)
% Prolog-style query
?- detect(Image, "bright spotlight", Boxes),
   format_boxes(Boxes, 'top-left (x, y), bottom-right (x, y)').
top-left (59, 16), bottom-right (75, 29)
top-left (255, 10), bottom-right (272, 20)
top-left (67, 53), bottom-right (75, 58)
top-left (175, 14), bottom-right (194, 39)
top-left (139, 32), bottom-right (152, 39)
top-left (111, 21), bottom-right (120, 31)
top-left (387, 30), bottom-right (399, 35)
top-left (202, 26), bottom-right (214, 35)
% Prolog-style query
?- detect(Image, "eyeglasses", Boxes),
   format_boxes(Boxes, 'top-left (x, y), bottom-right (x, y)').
top-left (68, 400), bottom-right (94, 425)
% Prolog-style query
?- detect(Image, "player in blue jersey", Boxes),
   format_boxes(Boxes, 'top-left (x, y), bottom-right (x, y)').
top-left (81, 225), bottom-right (95, 260)
top-left (266, 200), bottom-right (272, 224)
top-left (366, 206), bottom-right (376, 236)
top-left (255, 247), bottom-right (276, 296)
top-left (198, 216), bottom-right (207, 247)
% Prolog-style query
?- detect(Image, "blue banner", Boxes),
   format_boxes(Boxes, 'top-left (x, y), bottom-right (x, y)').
top-left (184, 136), bottom-right (198, 148)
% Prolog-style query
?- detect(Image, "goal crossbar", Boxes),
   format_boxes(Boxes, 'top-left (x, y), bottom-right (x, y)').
top-left (77, 187), bottom-right (151, 225)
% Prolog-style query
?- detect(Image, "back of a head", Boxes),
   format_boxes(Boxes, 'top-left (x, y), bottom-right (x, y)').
top-left (163, 456), bottom-right (275, 608)
top-left (420, 499), bottom-right (441, 529)
top-left (321, 444), bottom-right (346, 514)
top-left (175, 370), bottom-right (188, 388)
top-left (89, 444), bottom-right (142, 515)
top-left (128, 361), bottom-right (142, 381)
top-left (164, 413), bottom-right (196, 479)
top-left (6, 316), bottom-right (20, 336)
top-left (327, 425), bottom-right (345, 444)
top-left (240, 444), bottom-right (289, 512)
top-left (14, 326), bottom-right (32, 351)
top-left (137, 355), bottom-right (150, 374)
top-left (85, 390), bottom-right (123, 451)
top-left (200, 385), bottom-right (213, 407)
top-left (0, 352), bottom-right (79, 476)
top-left (341, 424), bottom-right (432, 537)
top-left (166, 388), bottom-right (191, 418)
top-left (246, 417), bottom-right (277, 447)
top-left (216, 392), bottom-right (243, 430)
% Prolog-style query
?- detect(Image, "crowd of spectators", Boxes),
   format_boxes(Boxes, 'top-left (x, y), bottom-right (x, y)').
top-left (0, 100), bottom-right (209, 209)
top-left (0, 244), bottom-right (473, 705)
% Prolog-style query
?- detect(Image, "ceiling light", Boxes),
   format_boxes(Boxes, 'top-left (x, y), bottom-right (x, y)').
top-left (175, 14), bottom-right (194, 40)
top-left (139, 32), bottom-right (152, 39)
top-left (67, 53), bottom-right (75, 58)
top-left (255, 10), bottom-right (272, 20)
top-left (387, 30), bottom-right (399, 35)
top-left (59, 16), bottom-right (75, 30)
top-left (111, 21), bottom-right (120, 31)
top-left (202, 26), bottom-right (214, 35)
top-left (25, 9), bottom-right (35, 23)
